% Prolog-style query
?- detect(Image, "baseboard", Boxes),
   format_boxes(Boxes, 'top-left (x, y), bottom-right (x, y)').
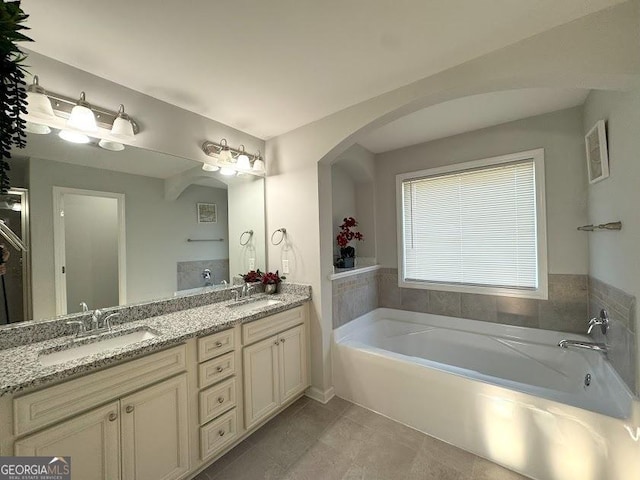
top-left (305, 386), bottom-right (335, 404)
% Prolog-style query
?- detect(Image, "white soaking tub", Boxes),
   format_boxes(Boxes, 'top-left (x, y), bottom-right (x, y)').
top-left (332, 308), bottom-right (640, 480)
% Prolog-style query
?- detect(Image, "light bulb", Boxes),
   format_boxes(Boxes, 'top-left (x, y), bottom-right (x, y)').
top-left (59, 129), bottom-right (90, 144)
top-left (66, 92), bottom-right (97, 132)
top-left (236, 154), bottom-right (251, 170)
top-left (220, 167), bottom-right (236, 176)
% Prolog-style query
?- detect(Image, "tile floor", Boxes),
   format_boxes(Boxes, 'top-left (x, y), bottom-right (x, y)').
top-left (193, 396), bottom-right (531, 480)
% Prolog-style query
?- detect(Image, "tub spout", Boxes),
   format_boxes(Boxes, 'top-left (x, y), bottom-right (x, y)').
top-left (558, 339), bottom-right (608, 354)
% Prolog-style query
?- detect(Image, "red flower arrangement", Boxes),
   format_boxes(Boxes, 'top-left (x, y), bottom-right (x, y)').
top-left (262, 271), bottom-right (284, 285)
top-left (336, 217), bottom-right (364, 248)
top-left (241, 270), bottom-right (263, 283)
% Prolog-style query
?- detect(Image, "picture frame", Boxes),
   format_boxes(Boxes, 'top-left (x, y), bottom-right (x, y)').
top-left (197, 203), bottom-right (217, 223)
top-left (585, 120), bottom-right (609, 184)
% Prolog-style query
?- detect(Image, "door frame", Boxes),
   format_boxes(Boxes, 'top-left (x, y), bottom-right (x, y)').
top-left (53, 187), bottom-right (126, 315)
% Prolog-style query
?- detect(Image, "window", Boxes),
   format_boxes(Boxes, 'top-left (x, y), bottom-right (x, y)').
top-left (397, 149), bottom-right (547, 299)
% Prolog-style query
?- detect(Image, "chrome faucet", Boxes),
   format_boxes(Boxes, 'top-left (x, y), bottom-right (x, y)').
top-left (558, 339), bottom-right (608, 354)
top-left (587, 309), bottom-right (609, 335)
top-left (202, 269), bottom-right (212, 286)
top-left (234, 284), bottom-right (256, 302)
top-left (66, 310), bottom-right (118, 338)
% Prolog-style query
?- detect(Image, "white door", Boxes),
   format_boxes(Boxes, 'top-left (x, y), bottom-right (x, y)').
top-left (14, 402), bottom-right (121, 480)
top-left (279, 324), bottom-right (307, 405)
top-left (243, 334), bottom-right (279, 429)
top-left (120, 374), bottom-right (189, 480)
top-left (53, 187), bottom-right (126, 315)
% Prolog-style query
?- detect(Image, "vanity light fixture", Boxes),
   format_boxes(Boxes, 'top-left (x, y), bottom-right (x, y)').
top-left (202, 162), bottom-right (220, 172)
top-left (110, 105), bottom-right (135, 141)
top-left (201, 141), bottom-right (265, 177)
top-left (236, 145), bottom-right (251, 170)
top-left (67, 92), bottom-right (98, 132)
top-left (98, 139), bottom-right (125, 151)
top-left (21, 74), bottom-right (141, 151)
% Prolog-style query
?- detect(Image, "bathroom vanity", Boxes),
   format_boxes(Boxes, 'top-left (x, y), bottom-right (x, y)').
top-left (0, 289), bottom-right (310, 480)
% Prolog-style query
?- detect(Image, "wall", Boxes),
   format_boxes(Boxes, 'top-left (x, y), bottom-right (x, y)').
top-left (582, 87), bottom-right (640, 394)
top-left (30, 157), bottom-right (228, 319)
top-left (227, 179), bottom-right (266, 277)
top-left (266, 3), bottom-right (640, 398)
top-left (375, 107), bottom-right (588, 273)
top-left (64, 195), bottom-right (119, 312)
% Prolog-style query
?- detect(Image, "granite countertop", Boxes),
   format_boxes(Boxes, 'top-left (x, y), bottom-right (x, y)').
top-left (0, 292), bottom-right (310, 396)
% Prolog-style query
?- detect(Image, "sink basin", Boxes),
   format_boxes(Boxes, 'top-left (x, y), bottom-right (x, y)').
top-left (39, 328), bottom-right (159, 366)
top-left (228, 298), bottom-right (282, 312)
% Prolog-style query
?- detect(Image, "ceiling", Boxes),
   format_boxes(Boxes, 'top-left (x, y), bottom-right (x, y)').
top-left (22, 0), bottom-right (623, 140)
top-left (358, 88), bottom-right (590, 153)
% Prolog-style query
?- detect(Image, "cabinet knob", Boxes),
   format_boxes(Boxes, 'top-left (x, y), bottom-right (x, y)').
top-left (108, 412), bottom-right (118, 422)
top-left (216, 366), bottom-right (224, 373)
top-left (215, 341), bottom-right (223, 347)
top-left (126, 405), bottom-right (135, 413)
top-left (281, 338), bottom-right (286, 343)
top-left (217, 396), bottom-right (225, 404)
top-left (275, 341), bottom-right (280, 346)
top-left (218, 430), bottom-right (225, 437)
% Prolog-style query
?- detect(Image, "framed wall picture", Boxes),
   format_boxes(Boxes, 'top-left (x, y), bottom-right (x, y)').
top-left (585, 119), bottom-right (610, 184)
top-left (197, 203), bottom-right (217, 223)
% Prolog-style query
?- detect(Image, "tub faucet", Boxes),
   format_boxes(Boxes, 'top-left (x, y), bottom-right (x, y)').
top-left (558, 339), bottom-right (608, 354)
top-left (587, 309), bottom-right (609, 335)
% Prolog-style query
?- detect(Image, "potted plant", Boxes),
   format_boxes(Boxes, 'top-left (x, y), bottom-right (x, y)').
top-left (1, 1), bottom-right (32, 193)
top-left (262, 271), bottom-right (284, 294)
top-left (241, 269), bottom-right (263, 283)
top-left (335, 217), bottom-right (363, 268)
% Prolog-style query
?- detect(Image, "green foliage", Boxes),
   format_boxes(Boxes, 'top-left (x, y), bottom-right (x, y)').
top-left (0, 1), bottom-right (32, 193)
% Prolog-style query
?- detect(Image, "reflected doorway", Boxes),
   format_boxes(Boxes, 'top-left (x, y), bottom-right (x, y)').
top-left (53, 188), bottom-right (126, 315)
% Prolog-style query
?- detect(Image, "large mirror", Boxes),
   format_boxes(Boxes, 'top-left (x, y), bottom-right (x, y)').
top-left (2, 133), bottom-right (265, 324)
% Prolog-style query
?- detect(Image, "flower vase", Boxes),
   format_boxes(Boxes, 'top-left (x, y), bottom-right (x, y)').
top-left (265, 284), bottom-right (277, 294)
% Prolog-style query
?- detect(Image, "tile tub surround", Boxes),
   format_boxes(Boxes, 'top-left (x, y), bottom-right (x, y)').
top-left (0, 288), bottom-right (311, 395)
top-left (589, 276), bottom-right (637, 394)
top-left (194, 396), bottom-right (530, 480)
top-left (376, 268), bottom-right (589, 334)
top-left (177, 259), bottom-right (230, 291)
top-left (332, 269), bottom-right (379, 328)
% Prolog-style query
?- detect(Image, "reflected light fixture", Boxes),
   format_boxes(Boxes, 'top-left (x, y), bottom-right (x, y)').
top-left (218, 138), bottom-right (233, 164)
top-left (220, 166), bottom-right (236, 176)
top-left (67, 92), bottom-right (98, 132)
top-left (58, 129), bottom-right (90, 144)
top-left (202, 162), bottom-right (220, 172)
top-left (236, 145), bottom-right (251, 170)
top-left (98, 139), bottom-right (125, 151)
top-left (25, 121), bottom-right (51, 135)
top-left (110, 104), bottom-right (136, 141)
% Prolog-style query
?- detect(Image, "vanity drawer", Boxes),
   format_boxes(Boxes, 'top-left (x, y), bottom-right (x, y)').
top-left (198, 351), bottom-right (235, 388)
top-left (200, 408), bottom-right (237, 461)
top-left (14, 345), bottom-right (187, 436)
top-left (199, 377), bottom-right (236, 425)
top-left (198, 329), bottom-right (235, 362)
top-left (242, 306), bottom-right (304, 345)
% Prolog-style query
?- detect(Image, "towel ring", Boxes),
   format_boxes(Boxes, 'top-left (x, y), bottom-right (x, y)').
top-left (271, 228), bottom-right (287, 245)
top-left (240, 230), bottom-right (254, 246)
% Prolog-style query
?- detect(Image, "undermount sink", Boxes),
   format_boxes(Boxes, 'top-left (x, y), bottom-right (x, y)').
top-left (39, 328), bottom-right (159, 366)
top-left (227, 298), bottom-right (282, 312)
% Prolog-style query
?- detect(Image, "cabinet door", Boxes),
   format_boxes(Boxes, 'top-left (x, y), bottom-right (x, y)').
top-left (243, 334), bottom-right (279, 429)
top-left (121, 374), bottom-right (189, 480)
top-left (279, 324), bottom-right (308, 405)
top-left (14, 401), bottom-right (120, 480)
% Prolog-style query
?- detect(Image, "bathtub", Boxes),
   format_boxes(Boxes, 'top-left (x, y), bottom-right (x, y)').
top-left (332, 308), bottom-right (640, 480)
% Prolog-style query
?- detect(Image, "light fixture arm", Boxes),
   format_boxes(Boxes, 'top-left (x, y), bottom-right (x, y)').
top-left (202, 141), bottom-right (261, 163)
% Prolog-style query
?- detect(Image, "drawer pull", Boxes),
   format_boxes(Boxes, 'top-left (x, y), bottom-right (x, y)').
top-left (218, 396), bottom-right (225, 404)
top-left (125, 405), bottom-right (135, 414)
top-left (108, 412), bottom-right (118, 422)
top-left (218, 429), bottom-right (225, 437)
top-left (216, 366), bottom-right (224, 373)
top-left (215, 341), bottom-right (223, 347)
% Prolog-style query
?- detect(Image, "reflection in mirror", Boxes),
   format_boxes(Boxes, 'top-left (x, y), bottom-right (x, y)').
top-left (5, 132), bottom-right (265, 323)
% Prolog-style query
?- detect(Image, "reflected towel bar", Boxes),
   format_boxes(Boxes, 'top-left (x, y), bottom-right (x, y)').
top-left (187, 238), bottom-right (224, 242)
top-left (577, 221), bottom-right (622, 232)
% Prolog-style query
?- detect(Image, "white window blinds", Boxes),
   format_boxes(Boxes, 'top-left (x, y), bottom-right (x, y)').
top-left (401, 159), bottom-right (539, 290)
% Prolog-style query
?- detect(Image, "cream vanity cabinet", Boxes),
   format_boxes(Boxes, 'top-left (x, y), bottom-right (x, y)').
top-left (242, 305), bottom-right (309, 429)
top-left (11, 345), bottom-right (189, 480)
